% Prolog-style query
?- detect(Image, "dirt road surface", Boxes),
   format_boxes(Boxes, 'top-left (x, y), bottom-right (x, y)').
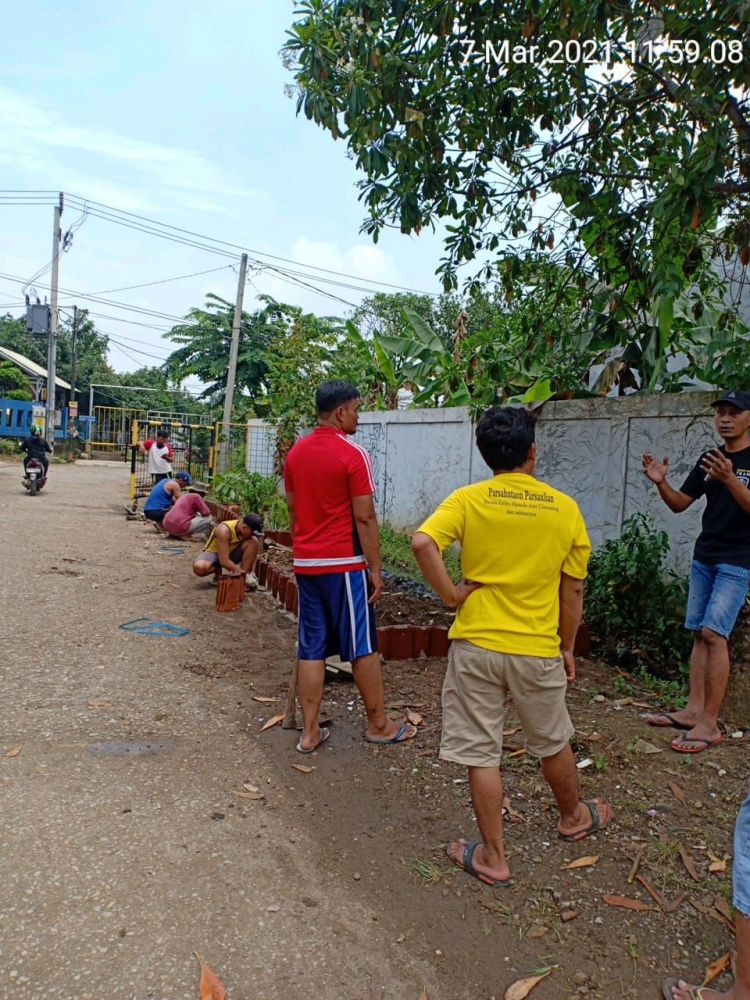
top-left (0, 462), bottom-right (441, 1000)
top-left (2, 460), bottom-right (743, 1000)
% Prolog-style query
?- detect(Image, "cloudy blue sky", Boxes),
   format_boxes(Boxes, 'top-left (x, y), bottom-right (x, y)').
top-left (0, 0), bottom-right (449, 385)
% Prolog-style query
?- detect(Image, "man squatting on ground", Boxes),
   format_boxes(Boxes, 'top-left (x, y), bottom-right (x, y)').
top-left (412, 406), bottom-right (612, 887)
top-left (193, 514), bottom-right (263, 589)
top-left (283, 380), bottom-right (417, 753)
top-left (142, 472), bottom-right (192, 530)
top-left (644, 389), bottom-right (750, 754)
top-left (161, 485), bottom-right (212, 542)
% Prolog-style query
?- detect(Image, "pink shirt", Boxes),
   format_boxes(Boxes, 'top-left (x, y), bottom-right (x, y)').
top-left (162, 493), bottom-right (211, 536)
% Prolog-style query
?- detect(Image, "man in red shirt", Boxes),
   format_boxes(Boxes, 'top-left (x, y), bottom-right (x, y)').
top-left (162, 486), bottom-right (212, 541)
top-left (284, 381), bottom-right (417, 753)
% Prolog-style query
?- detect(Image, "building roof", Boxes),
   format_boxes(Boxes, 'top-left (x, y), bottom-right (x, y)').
top-left (0, 345), bottom-right (71, 390)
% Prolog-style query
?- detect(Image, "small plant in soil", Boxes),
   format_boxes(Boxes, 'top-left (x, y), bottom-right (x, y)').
top-left (405, 857), bottom-right (459, 886)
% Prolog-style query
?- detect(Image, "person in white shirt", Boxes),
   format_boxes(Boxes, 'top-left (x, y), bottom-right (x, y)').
top-left (139, 429), bottom-right (173, 483)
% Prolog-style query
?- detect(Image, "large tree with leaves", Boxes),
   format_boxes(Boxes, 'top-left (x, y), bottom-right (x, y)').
top-left (285, 0), bottom-right (750, 390)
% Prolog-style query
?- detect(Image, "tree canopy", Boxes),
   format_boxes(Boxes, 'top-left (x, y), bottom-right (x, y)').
top-left (285, 0), bottom-right (750, 390)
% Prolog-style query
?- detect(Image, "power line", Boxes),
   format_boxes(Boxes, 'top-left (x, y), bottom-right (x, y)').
top-left (61, 192), bottom-right (440, 296)
top-left (84, 264), bottom-right (234, 296)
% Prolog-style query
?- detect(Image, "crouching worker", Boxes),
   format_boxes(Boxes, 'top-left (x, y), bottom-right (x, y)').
top-left (142, 471), bottom-right (191, 530)
top-left (162, 482), bottom-right (212, 541)
top-left (193, 513), bottom-right (263, 589)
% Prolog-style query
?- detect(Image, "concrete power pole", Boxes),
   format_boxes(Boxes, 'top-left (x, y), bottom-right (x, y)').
top-left (45, 193), bottom-right (64, 446)
top-left (67, 304), bottom-right (79, 460)
top-left (219, 253), bottom-right (248, 473)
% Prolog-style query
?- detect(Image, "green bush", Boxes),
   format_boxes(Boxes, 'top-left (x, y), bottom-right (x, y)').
top-left (0, 439), bottom-right (22, 457)
top-left (380, 523), bottom-right (462, 583)
top-left (209, 469), bottom-right (288, 529)
top-left (584, 513), bottom-right (691, 675)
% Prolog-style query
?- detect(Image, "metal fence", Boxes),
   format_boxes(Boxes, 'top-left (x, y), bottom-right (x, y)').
top-left (90, 405), bottom-right (146, 454)
top-left (129, 420), bottom-right (211, 500)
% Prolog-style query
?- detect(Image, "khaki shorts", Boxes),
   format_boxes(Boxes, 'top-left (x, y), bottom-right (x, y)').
top-left (440, 640), bottom-right (574, 767)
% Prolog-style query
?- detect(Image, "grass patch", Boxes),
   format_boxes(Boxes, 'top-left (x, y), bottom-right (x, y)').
top-left (405, 856), bottom-right (460, 886)
top-left (380, 523), bottom-right (462, 584)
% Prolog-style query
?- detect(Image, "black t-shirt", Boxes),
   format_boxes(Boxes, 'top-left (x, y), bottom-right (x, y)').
top-left (21, 436), bottom-right (52, 460)
top-left (680, 443), bottom-right (750, 568)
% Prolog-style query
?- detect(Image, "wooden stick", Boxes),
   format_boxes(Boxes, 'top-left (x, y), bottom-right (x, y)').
top-left (627, 848), bottom-right (645, 884)
top-left (282, 660), bottom-right (299, 729)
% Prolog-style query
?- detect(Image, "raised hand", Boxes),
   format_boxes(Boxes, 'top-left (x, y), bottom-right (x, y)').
top-left (642, 452), bottom-right (669, 484)
top-left (700, 449), bottom-right (734, 483)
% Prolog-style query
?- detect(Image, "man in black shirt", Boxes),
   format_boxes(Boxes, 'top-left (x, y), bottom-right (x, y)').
top-left (19, 425), bottom-right (53, 476)
top-left (642, 390), bottom-right (750, 753)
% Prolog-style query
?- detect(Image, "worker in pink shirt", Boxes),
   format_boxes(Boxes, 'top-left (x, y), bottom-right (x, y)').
top-left (162, 476), bottom-right (212, 541)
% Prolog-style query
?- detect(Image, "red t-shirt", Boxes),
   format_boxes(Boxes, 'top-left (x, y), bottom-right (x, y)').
top-left (284, 426), bottom-right (376, 575)
top-left (162, 493), bottom-right (210, 536)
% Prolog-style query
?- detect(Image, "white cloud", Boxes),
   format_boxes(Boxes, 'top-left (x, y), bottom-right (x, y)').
top-left (0, 86), bottom-right (258, 210)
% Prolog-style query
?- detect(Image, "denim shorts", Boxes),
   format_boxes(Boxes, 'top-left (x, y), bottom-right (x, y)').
top-left (684, 560), bottom-right (750, 638)
top-left (733, 790), bottom-right (750, 918)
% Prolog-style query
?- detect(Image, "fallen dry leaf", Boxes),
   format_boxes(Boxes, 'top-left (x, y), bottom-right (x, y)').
top-left (632, 701), bottom-right (653, 709)
top-left (703, 953), bottom-right (732, 986)
top-left (679, 844), bottom-right (704, 882)
top-left (406, 708), bottom-right (424, 727)
top-left (526, 925), bottom-right (549, 939)
top-left (668, 781), bottom-right (688, 810)
top-left (634, 739), bottom-right (663, 755)
top-left (291, 764), bottom-right (315, 774)
top-left (5, 746), bottom-right (22, 758)
top-left (243, 783), bottom-right (259, 793)
top-left (613, 697), bottom-right (634, 707)
top-left (251, 696), bottom-right (278, 704)
top-left (504, 968), bottom-right (552, 1000)
top-left (627, 849), bottom-right (645, 884)
top-left (193, 953), bottom-right (227, 1000)
top-left (502, 796), bottom-right (528, 824)
top-left (231, 790), bottom-right (264, 801)
top-left (506, 748), bottom-right (528, 758)
top-left (417, 990), bottom-right (428, 1000)
top-left (714, 895), bottom-right (733, 921)
top-left (602, 894), bottom-right (655, 912)
top-left (635, 875), bottom-right (684, 914)
top-left (563, 855), bottom-right (599, 870)
top-left (259, 713), bottom-right (284, 732)
top-left (560, 910), bottom-right (579, 922)
top-left (709, 859), bottom-right (728, 874)
top-left (503, 725), bottom-right (522, 737)
top-left (88, 701), bottom-right (113, 708)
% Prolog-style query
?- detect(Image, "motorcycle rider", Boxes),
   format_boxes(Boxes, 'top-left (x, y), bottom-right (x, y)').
top-left (20, 425), bottom-right (53, 479)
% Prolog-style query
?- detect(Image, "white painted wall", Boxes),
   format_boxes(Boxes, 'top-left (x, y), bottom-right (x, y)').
top-left (249, 394), bottom-right (723, 574)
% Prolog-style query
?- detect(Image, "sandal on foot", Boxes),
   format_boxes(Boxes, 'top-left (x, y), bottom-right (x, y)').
top-left (447, 840), bottom-right (510, 887)
top-left (558, 798), bottom-right (612, 842)
top-left (647, 713), bottom-right (693, 730)
top-left (662, 977), bottom-right (715, 1000)
top-left (296, 727), bottom-right (330, 755)
top-left (365, 722), bottom-right (417, 745)
top-left (671, 733), bottom-right (724, 754)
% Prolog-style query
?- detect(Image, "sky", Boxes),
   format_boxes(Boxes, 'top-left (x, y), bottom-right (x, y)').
top-left (0, 0), bottom-right (449, 390)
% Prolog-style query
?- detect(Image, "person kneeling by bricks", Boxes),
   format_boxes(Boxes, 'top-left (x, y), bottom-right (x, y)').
top-left (193, 513), bottom-right (263, 590)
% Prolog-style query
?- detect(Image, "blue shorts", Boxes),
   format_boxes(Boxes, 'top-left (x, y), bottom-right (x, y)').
top-left (733, 789), bottom-right (750, 917)
top-left (685, 560), bottom-right (750, 638)
top-left (296, 570), bottom-right (378, 663)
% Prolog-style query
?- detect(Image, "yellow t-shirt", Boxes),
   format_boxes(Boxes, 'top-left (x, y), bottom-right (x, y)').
top-left (417, 473), bottom-right (591, 658)
top-left (204, 519), bottom-right (241, 554)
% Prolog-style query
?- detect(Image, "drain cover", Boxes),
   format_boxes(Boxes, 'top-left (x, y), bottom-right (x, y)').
top-left (85, 740), bottom-right (176, 756)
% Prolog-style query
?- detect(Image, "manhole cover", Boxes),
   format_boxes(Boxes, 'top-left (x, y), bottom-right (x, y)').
top-left (85, 740), bottom-right (176, 756)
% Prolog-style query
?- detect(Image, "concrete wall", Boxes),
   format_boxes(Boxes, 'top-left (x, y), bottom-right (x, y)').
top-left (249, 394), bottom-right (721, 574)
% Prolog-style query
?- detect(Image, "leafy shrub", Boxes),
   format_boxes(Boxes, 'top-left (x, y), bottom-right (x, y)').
top-left (0, 439), bottom-right (22, 457)
top-left (584, 513), bottom-right (691, 675)
top-left (210, 470), bottom-right (288, 528)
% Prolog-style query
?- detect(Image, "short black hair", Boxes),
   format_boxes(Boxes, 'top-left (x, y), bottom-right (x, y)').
top-left (156, 428), bottom-right (168, 439)
top-left (475, 407), bottom-right (536, 472)
top-left (316, 380), bottom-right (360, 415)
top-left (242, 513), bottom-right (264, 535)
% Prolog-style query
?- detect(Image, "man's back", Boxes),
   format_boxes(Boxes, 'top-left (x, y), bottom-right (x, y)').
top-left (284, 427), bottom-right (375, 574)
top-left (163, 492), bottom-right (209, 534)
top-left (22, 436), bottom-right (50, 460)
top-left (418, 472), bottom-right (590, 657)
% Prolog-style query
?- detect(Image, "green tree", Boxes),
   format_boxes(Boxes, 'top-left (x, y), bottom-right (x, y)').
top-left (165, 294), bottom-right (280, 411)
top-left (0, 360), bottom-right (33, 401)
top-left (285, 0), bottom-right (750, 388)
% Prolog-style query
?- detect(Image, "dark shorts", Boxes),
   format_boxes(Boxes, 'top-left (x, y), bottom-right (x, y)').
top-left (194, 544), bottom-right (244, 568)
top-left (144, 508), bottom-right (168, 523)
top-left (296, 570), bottom-right (378, 663)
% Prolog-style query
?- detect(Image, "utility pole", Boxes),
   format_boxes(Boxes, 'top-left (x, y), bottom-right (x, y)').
top-left (45, 193), bottom-right (63, 446)
top-left (67, 304), bottom-right (79, 460)
top-left (219, 253), bottom-right (248, 473)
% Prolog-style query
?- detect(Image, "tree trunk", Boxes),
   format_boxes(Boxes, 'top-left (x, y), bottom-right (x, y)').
top-left (727, 606), bottom-right (750, 730)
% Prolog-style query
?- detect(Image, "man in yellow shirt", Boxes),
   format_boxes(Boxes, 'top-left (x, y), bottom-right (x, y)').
top-left (412, 406), bottom-right (612, 887)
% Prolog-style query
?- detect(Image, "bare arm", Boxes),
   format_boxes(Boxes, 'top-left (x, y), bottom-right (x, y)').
top-left (352, 494), bottom-right (383, 602)
top-left (701, 449), bottom-right (750, 515)
top-left (559, 572), bottom-right (584, 684)
top-left (215, 525), bottom-right (240, 574)
top-left (411, 531), bottom-right (483, 608)
top-left (165, 480), bottom-right (182, 504)
top-left (642, 453), bottom-right (694, 513)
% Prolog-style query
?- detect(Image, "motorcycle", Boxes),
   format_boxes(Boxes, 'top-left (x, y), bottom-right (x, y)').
top-left (22, 458), bottom-right (47, 496)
